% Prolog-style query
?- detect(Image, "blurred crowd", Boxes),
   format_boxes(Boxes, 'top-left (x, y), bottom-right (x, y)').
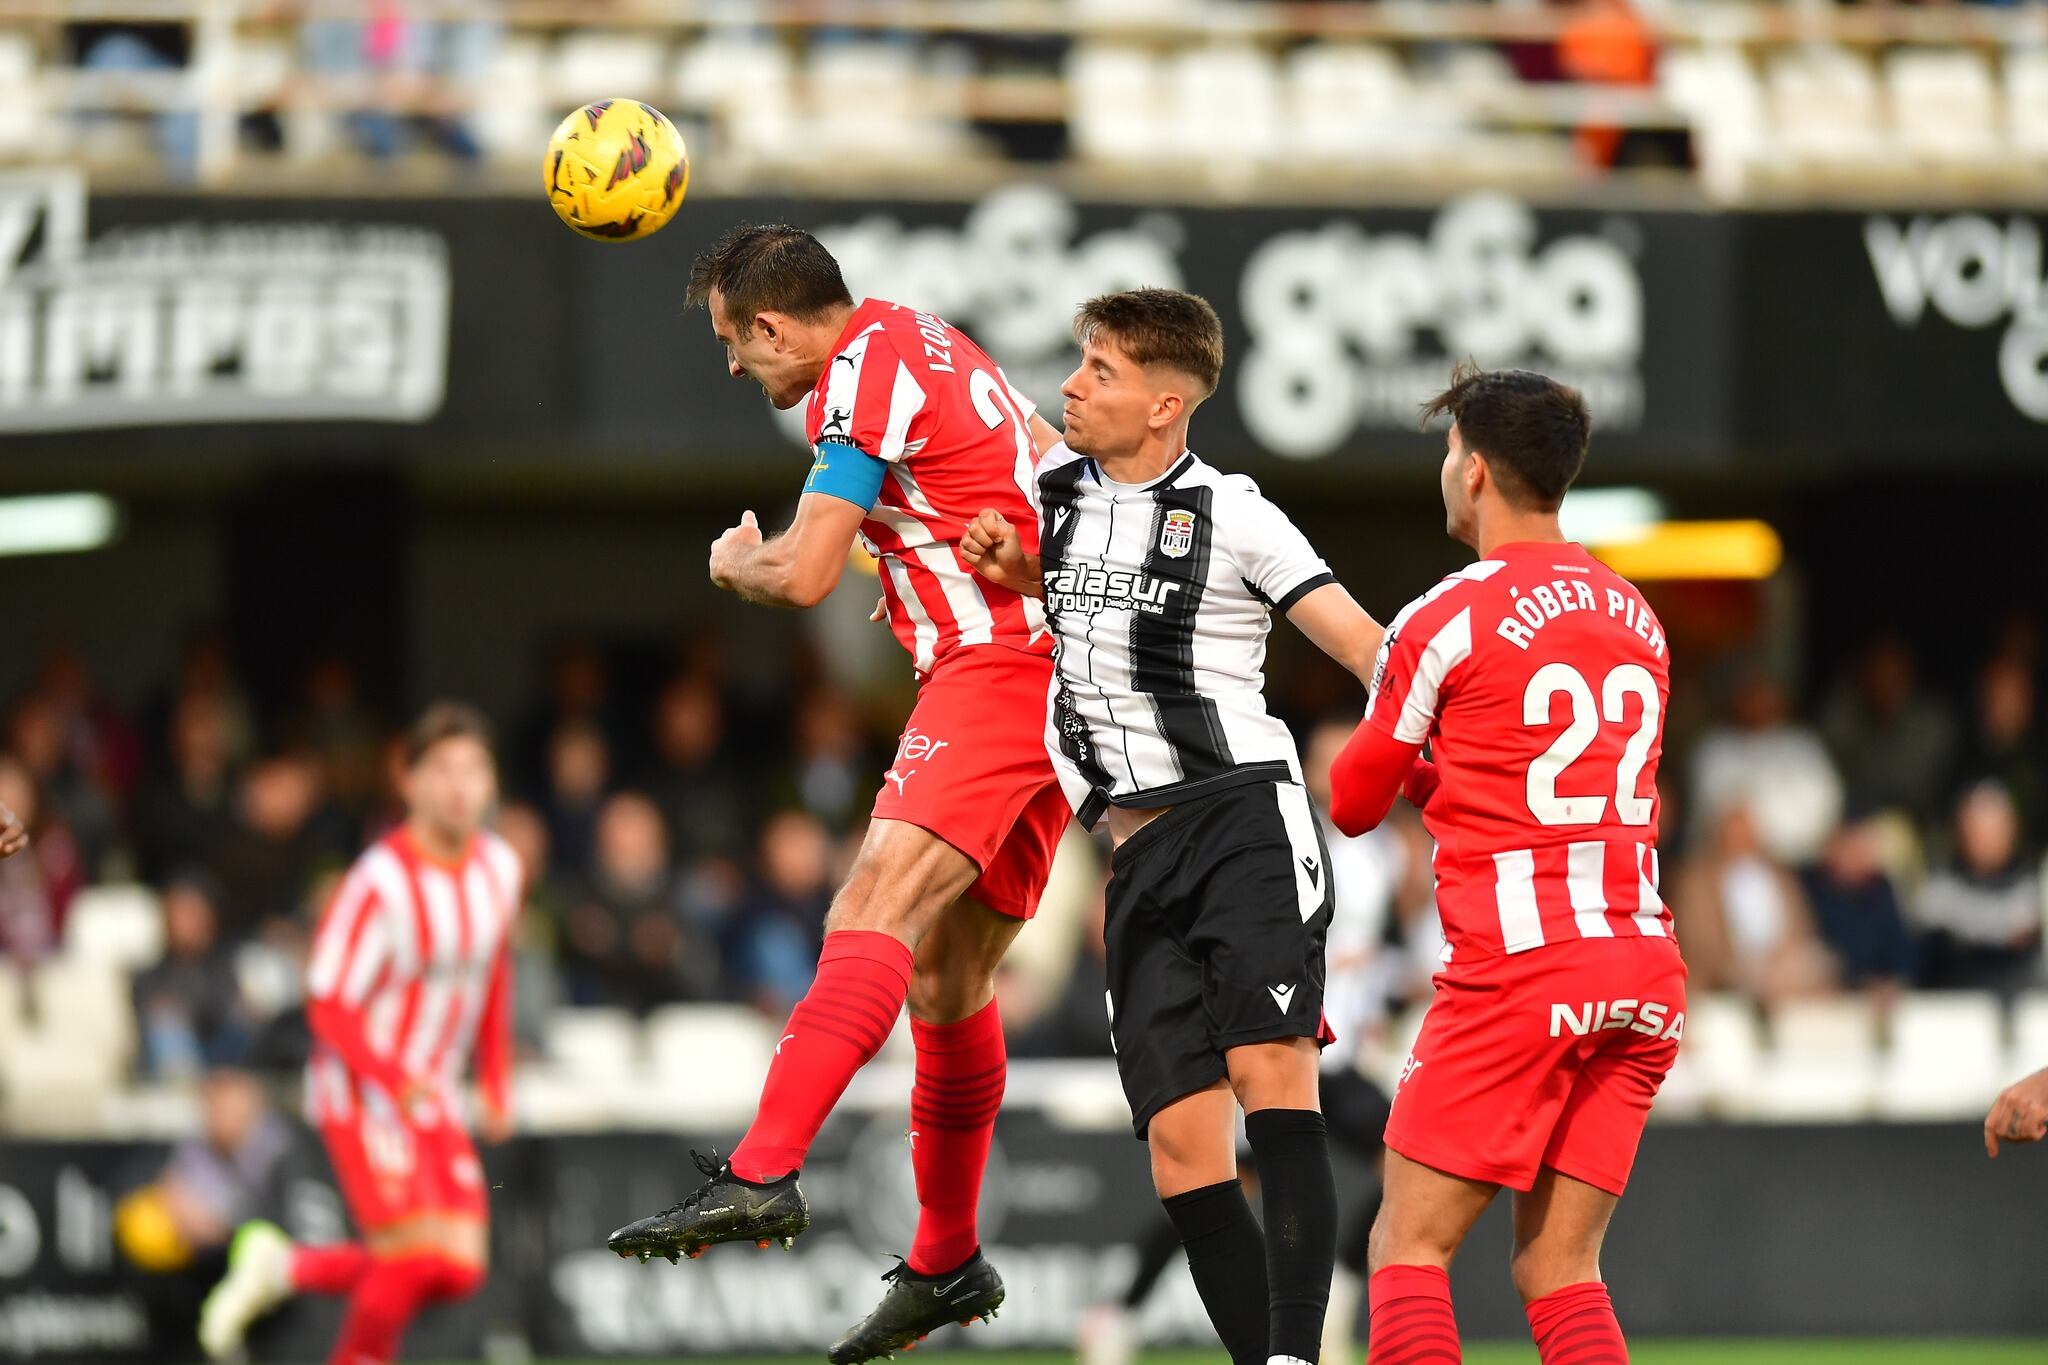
top-left (2, 611), bottom-right (2046, 1095)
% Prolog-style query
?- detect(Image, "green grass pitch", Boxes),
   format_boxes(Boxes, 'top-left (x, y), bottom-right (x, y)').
top-left (439, 1346), bottom-right (2048, 1364)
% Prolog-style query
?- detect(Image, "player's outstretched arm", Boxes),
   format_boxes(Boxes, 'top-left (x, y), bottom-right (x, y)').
top-left (961, 508), bottom-right (1043, 598)
top-left (709, 493), bottom-right (868, 609)
top-left (1285, 583), bottom-right (1385, 686)
top-left (1985, 1065), bottom-right (2048, 1157)
top-left (0, 800), bottom-right (25, 858)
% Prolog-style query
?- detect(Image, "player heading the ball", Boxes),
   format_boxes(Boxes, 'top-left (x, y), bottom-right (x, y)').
top-left (605, 224), bottom-right (1071, 1364)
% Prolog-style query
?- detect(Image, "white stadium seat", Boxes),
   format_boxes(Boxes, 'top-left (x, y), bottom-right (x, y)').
top-left (1167, 46), bottom-right (1281, 169)
top-left (548, 32), bottom-right (670, 107)
top-left (63, 885), bottom-right (166, 972)
top-left (804, 42), bottom-right (972, 165)
top-left (1067, 44), bottom-right (1172, 166)
top-left (2008, 991), bottom-right (2048, 1084)
top-left (544, 1007), bottom-right (641, 1080)
top-left (1679, 992), bottom-right (1763, 1117)
top-left (1285, 45), bottom-right (1424, 166)
top-left (1886, 49), bottom-right (2001, 165)
top-left (472, 34), bottom-right (550, 163)
top-left (1659, 46), bottom-right (1770, 196)
top-left (676, 36), bottom-right (800, 162)
top-left (1877, 992), bottom-right (2004, 1119)
top-left (1768, 45), bottom-right (1887, 171)
top-left (0, 32), bottom-right (36, 155)
top-left (1, 1027), bottom-right (124, 1134)
top-left (33, 954), bottom-right (136, 1076)
top-left (2006, 49), bottom-right (2048, 160)
top-left (0, 968), bottom-right (22, 1059)
top-left (1753, 997), bottom-right (1880, 1121)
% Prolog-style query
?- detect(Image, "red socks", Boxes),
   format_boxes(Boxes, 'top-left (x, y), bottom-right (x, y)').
top-left (291, 1242), bottom-right (371, 1295)
top-left (730, 930), bottom-right (914, 1183)
top-left (906, 999), bottom-right (1006, 1274)
top-left (1527, 1281), bottom-right (1629, 1365)
top-left (328, 1253), bottom-right (483, 1365)
top-left (1367, 1264), bottom-right (1460, 1364)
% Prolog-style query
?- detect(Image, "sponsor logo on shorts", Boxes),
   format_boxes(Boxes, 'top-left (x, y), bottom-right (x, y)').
top-left (1268, 983), bottom-right (1297, 1014)
top-left (1549, 998), bottom-right (1685, 1041)
top-left (1394, 1055), bottom-right (1422, 1096)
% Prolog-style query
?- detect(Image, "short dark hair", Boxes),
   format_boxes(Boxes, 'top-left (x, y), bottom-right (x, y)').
top-left (1420, 362), bottom-right (1591, 511)
top-left (1073, 288), bottom-right (1224, 399)
top-left (405, 701), bottom-right (495, 768)
top-left (686, 224), bottom-right (852, 337)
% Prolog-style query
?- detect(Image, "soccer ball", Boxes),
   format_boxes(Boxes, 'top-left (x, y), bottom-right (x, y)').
top-left (544, 99), bottom-right (690, 242)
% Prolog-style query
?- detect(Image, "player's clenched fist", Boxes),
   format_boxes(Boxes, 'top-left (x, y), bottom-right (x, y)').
top-left (709, 509), bottom-right (764, 590)
top-left (961, 509), bottom-right (1033, 593)
top-left (1985, 1065), bottom-right (2048, 1157)
top-left (0, 800), bottom-right (26, 858)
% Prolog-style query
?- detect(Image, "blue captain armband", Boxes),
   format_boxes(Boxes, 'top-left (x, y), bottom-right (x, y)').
top-left (803, 441), bottom-right (887, 511)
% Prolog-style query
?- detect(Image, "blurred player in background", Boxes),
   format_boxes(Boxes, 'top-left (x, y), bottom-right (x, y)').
top-left (605, 225), bottom-right (1069, 1362)
top-left (1328, 366), bottom-right (1684, 1365)
top-left (963, 289), bottom-right (1383, 1365)
top-left (200, 703), bottom-right (519, 1365)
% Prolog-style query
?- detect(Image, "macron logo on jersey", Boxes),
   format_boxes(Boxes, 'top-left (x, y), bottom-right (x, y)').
top-left (1269, 983), bottom-right (1297, 1013)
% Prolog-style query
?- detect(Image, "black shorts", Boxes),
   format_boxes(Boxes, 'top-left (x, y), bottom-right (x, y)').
top-left (1104, 780), bottom-right (1335, 1138)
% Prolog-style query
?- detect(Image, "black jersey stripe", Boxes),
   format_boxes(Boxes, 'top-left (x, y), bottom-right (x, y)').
top-left (1038, 458), bottom-right (1116, 809)
top-left (1130, 483), bottom-right (1234, 785)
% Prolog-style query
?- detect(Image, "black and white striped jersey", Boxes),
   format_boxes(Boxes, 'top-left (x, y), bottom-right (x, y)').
top-left (1034, 443), bottom-right (1336, 828)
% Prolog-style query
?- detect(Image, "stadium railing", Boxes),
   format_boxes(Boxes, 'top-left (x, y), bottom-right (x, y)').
top-left (3, 1), bottom-right (2047, 199)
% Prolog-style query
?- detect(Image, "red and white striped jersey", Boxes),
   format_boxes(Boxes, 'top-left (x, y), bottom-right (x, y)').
top-left (806, 298), bottom-right (1052, 676)
top-left (1364, 541), bottom-right (1673, 961)
top-left (304, 826), bottom-right (521, 1126)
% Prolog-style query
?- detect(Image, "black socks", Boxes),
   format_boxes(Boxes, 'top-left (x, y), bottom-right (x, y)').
top-left (1245, 1107), bottom-right (1337, 1363)
top-left (1162, 1178), bottom-right (1271, 1364)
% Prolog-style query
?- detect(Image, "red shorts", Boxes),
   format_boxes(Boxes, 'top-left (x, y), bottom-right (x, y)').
top-left (320, 1102), bottom-right (487, 1231)
top-left (873, 643), bottom-right (1069, 920)
top-left (1385, 935), bottom-right (1687, 1196)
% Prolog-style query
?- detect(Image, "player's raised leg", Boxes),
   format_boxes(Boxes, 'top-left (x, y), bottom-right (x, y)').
top-left (1364, 1150), bottom-right (1497, 1365)
top-left (607, 817), bottom-right (980, 1260)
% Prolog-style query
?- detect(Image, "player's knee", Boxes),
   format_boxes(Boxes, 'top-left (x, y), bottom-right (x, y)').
top-left (906, 961), bottom-right (994, 1024)
top-left (1367, 1202), bottom-right (1458, 1273)
top-left (1508, 1240), bottom-right (1595, 1304)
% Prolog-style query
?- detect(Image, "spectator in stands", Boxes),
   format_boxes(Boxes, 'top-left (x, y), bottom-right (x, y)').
top-left (114, 1069), bottom-right (298, 1273)
top-left (643, 671), bottom-right (749, 863)
top-left (517, 638), bottom-right (614, 795)
top-left (781, 689), bottom-right (872, 832)
top-left (1916, 781), bottom-right (2045, 997)
top-left (298, 1), bottom-right (496, 161)
top-left (560, 791), bottom-right (720, 1012)
top-left (7, 691), bottom-right (119, 882)
top-left (288, 656), bottom-right (384, 830)
top-left (28, 642), bottom-right (142, 824)
top-left (132, 870), bottom-right (252, 1080)
top-left (135, 688), bottom-right (237, 885)
top-left (1799, 816), bottom-right (1915, 1002)
top-left (541, 717), bottom-right (610, 880)
top-left (66, 20), bottom-right (198, 178)
top-left (0, 756), bottom-right (66, 959)
top-left (1823, 635), bottom-right (1957, 828)
top-left (1690, 669), bottom-right (1844, 865)
top-left (1555, 0), bottom-right (1659, 169)
top-left (1672, 803), bottom-right (1836, 1007)
top-left (496, 800), bottom-right (563, 1054)
top-left (1010, 885), bottom-right (1114, 1059)
top-left (727, 810), bottom-right (834, 1017)
top-left (211, 751), bottom-right (334, 943)
top-left (1951, 653), bottom-right (2045, 846)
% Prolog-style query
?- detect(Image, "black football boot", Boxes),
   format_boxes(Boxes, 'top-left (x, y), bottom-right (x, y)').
top-left (827, 1250), bottom-right (1006, 1362)
top-left (606, 1150), bottom-right (809, 1263)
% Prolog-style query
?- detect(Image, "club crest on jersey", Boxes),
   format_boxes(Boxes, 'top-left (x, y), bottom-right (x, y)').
top-left (1159, 509), bottom-right (1197, 559)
